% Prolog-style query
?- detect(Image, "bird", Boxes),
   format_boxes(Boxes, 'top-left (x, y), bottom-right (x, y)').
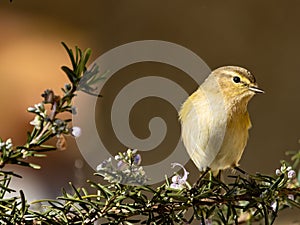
top-left (179, 66), bottom-right (264, 175)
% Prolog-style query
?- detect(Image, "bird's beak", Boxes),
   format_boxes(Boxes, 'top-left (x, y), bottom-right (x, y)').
top-left (248, 85), bottom-right (265, 94)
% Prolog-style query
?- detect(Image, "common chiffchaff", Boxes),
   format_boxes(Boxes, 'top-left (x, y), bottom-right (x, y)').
top-left (179, 66), bottom-right (263, 174)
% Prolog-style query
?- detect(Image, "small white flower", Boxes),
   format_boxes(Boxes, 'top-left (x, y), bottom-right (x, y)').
top-left (287, 170), bottom-right (296, 179)
top-left (288, 194), bottom-right (295, 201)
top-left (71, 126), bottom-right (81, 137)
top-left (21, 149), bottom-right (28, 158)
top-left (27, 106), bottom-right (36, 112)
top-left (115, 155), bottom-right (121, 160)
top-left (5, 138), bottom-right (12, 149)
top-left (117, 160), bottom-right (127, 170)
top-left (33, 103), bottom-right (44, 112)
top-left (51, 127), bottom-right (56, 134)
top-left (170, 163), bottom-right (189, 190)
top-left (280, 165), bottom-right (286, 173)
top-left (287, 166), bottom-right (292, 171)
top-left (84, 218), bottom-right (91, 223)
top-left (271, 201), bottom-right (278, 212)
top-left (275, 169), bottom-right (281, 176)
top-left (170, 183), bottom-right (181, 189)
top-left (96, 157), bottom-right (111, 171)
top-left (37, 103), bottom-right (44, 109)
top-left (30, 115), bottom-right (41, 129)
top-left (171, 175), bottom-right (180, 183)
top-left (96, 164), bottom-right (103, 171)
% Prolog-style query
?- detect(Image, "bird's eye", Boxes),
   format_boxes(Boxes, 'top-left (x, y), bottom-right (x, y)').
top-left (233, 76), bottom-right (241, 83)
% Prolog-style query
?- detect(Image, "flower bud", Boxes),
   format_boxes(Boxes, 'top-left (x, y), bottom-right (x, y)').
top-left (71, 126), bottom-right (82, 137)
top-left (275, 169), bottom-right (281, 176)
top-left (133, 154), bottom-right (142, 165)
top-left (172, 175), bottom-right (180, 183)
top-left (27, 106), bottom-right (36, 112)
top-left (288, 170), bottom-right (296, 179)
top-left (41, 89), bottom-right (55, 104)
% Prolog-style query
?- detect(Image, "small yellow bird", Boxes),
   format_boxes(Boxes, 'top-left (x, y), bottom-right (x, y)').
top-left (179, 66), bottom-right (263, 175)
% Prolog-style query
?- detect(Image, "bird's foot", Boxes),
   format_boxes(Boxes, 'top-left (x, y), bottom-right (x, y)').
top-left (234, 166), bottom-right (251, 180)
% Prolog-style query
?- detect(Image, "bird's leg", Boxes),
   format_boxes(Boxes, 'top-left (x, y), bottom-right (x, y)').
top-left (234, 166), bottom-right (251, 181)
top-left (234, 166), bottom-right (248, 175)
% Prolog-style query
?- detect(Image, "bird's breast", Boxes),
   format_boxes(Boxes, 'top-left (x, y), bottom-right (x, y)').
top-left (209, 110), bottom-right (251, 171)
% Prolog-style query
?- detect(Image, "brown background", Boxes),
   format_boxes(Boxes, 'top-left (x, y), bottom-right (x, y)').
top-left (0, 1), bottom-right (300, 223)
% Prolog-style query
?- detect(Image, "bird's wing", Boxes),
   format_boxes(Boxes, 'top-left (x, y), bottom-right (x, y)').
top-left (179, 87), bottom-right (227, 171)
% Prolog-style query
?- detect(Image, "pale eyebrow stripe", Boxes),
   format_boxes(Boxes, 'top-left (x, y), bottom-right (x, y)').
top-left (222, 70), bottom-right (256, 83)
top-left (222, 70), bottom-right (242, 77)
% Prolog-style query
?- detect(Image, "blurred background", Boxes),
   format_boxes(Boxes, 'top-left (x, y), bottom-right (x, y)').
top-left (0, 0), bottom-right (300, 224)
